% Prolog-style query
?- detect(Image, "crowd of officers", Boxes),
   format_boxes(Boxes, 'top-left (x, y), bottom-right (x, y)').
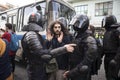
top-left (0, 12), bottom-right (120, 80)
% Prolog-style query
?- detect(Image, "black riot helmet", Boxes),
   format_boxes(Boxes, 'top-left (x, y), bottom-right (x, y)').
top-left (57, 17), bottom-right (67, 27)
top-left (69, 14), bottom-right (89, 33)
top-left (102, 15), bottom-right (117, 29)
top-left (22, 13), bottom-right (43, 32)
top-left (28, 13), bottom-right (42, 24)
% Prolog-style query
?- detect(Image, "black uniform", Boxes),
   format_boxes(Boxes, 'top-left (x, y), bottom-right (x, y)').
top-left (102, 15), bottom-right (120, 80)
top-left (21, 13), bottom-right (69, 80)
top-left (66, 15), bottom-right (97, 80)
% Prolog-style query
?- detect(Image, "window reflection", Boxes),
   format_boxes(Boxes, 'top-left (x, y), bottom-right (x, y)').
top-left (48, 1), bottom-right (75, 25)
top-left (74, 5), bottom-right (88, 15)
top-left (95, 1), bottom-right (113, 16)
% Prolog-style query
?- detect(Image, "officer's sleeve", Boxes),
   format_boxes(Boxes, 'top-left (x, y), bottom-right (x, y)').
top-left (67, 36), bottom-right (97, 78)
top-left (25, 31), bottom-right (68, 60)
top-left (25, 31), bottom-right (50, 56)
top-left (40, 46), bottom-right (67, 61)
top-left (81, 36), bottom-right (98, 65)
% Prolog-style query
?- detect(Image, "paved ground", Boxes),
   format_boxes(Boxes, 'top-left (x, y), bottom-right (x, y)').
top-left (14, 60), bottom-right (107, 80)
top-left (14, 62), bottom-right (28, 80)
top-left (92, 59), bottom-right (106, 80)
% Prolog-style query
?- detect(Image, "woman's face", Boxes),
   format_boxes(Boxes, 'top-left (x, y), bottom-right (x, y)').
top-left (53, 23), bottom-right (61, 35)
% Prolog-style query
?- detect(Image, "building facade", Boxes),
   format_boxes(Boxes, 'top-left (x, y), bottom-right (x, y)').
top-left (66, 0), bottom-right (120, 27)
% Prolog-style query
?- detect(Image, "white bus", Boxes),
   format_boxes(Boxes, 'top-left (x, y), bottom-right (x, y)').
top-left (0, 0), bottom-right (75, 62)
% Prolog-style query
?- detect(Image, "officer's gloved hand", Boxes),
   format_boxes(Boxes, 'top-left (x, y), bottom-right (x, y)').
top-left (64, 44), bottom-right (76, 53)
top-left (108, 59), bottom-right (118, 78)
top-left (41, 54), bottom-right (52, 61)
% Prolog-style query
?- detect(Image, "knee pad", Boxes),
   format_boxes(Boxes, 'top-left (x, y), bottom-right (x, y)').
top-left (110, 59), bottom-right (117, 65)
top-left (109, 59), bottom-right (117, 70)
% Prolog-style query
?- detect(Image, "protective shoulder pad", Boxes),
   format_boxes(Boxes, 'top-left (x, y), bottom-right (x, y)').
top-left (25, 31), bottom-right (43, 50)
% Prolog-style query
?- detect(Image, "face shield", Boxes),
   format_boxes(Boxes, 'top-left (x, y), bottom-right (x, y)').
top-left (70, 15), bottom-right (87, 28)
top-left (69, 17), bottom-right (79, 31)
top-left (77, 18), bottom-right (86, 29)
top-left (69, 14), bottom-right (89, 33)
top-left (69, 17), bottom-right (77, 26)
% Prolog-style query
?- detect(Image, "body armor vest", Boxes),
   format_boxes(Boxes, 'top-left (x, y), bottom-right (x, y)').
top-left (69, 33), bottom-right (88, 67)
top-left (22, 31), bottom-right (45, 65)
top-left (103, 29), bottom-right (119, 53)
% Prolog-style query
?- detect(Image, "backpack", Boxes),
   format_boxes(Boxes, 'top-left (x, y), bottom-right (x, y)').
top-left (9, 33), bottom-right (19, 51)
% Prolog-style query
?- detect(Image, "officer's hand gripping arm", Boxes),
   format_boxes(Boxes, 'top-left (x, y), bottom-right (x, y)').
top-left (41, 44), bottom-right (76, 59)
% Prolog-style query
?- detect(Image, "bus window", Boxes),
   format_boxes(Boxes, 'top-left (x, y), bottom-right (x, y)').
top-left (0, 13), bottom-right (7, 29)
top-left (23, 2), bottom-right (46, 31)
top-left (17, 8), bottom-right (23, 32)
top-left (7, 15), bottom-right (17, 32)
top-left (13, 16), bottom-right (17, 32)
top-left (48, 1), bottom-right (75, 28)
top-left (8, 17), bottom-right (12, 24)
top-left (23, 6), bottom-right (33, 25)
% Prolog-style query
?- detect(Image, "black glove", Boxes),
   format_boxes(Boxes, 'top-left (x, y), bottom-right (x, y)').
top-left (41, 54), bottom-right (52, 60)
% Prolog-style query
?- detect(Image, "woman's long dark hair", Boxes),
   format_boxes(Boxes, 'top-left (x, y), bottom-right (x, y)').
top-left (49, 21), bottom-right (70, 36)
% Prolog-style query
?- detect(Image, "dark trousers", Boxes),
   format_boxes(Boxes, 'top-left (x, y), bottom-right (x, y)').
top-left (27, 64), bottom-right (47, 80)
top-left (104, 54), bottom-right (120, 80)
top-left (70, 72), bottom-right (91, 80)
top-left (70, 64), bottom-right (91, 80)
top-left (10, 55), bottom-right (15, 72)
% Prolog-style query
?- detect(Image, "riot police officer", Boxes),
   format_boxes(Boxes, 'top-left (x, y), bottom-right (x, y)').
top-left (21, 13), bottom-right (76, 80)
top-left (63, 14), bottom-right (98, 80)
top-left (102, 15), bottom-right (120, 80)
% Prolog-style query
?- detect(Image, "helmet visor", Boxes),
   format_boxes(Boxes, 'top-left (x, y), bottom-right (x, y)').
top-left (69, 18), bottom-right (77, 26)
top-left (78, 19), bottom-right (85, 28)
